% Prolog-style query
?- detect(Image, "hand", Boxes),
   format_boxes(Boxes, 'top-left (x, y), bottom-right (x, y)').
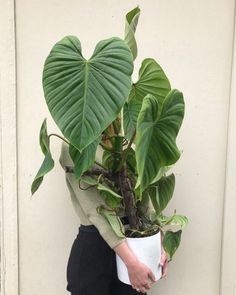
top-left (127, 259), bottom-right (157, 293)
top-left (159, 245), bottom-right (168, 279)
top-left (113, 240), bottom-right (157, 293)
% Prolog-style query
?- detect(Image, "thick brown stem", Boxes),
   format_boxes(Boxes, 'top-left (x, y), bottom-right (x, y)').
top-left (65, 160), bottom-right (142, 231)
top-left (115, 163), bottom-right (141, 230)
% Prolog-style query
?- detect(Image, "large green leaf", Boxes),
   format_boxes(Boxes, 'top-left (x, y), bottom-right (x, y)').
top-left (68, 135), bottom-right (101, 180)
top-left (124, 6), bottom-right (141, 60)
top-left (97, 206), bottom-right (125, 238)
top-left (31, 119), bottom-right (54, 196)
top-left (163, 230), bottom-right (182, 261)
top-left (124, 58), bottom-right (171, 140)
top-left (135, 90), bottom-right (185, 193)
top-left (148, 174), bottom-right (175, 215)
top-left (43, 36), bottom-right (133, 152)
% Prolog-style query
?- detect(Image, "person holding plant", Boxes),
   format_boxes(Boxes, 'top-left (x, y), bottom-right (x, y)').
top-left (60, 140), bottom-right (168, 295)
top-left (31, 6), bottom-right (187, 295)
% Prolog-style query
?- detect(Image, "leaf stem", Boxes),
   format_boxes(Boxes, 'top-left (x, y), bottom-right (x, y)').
top-left (116, 129), bottom-right (136, 171)
top-left (49, 133), bottom-right (70, 144)
top-left (112, 121), bottom-right (120, 135)
top-left (94, 160), bottom-right (106, 169)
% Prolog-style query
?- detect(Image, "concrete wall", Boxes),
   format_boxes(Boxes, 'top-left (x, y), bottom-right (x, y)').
top-left (1, 0), bottom-right (236, 294)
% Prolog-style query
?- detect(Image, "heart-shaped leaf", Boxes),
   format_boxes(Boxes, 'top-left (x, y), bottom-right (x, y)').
top-left (124, 6), bottom-right (141, 60)
top-left (124, 58), bottom-right (171, 140)
top-left (31, 119), bottom-right (54, 196)
top-left (163, 230), bottom-right (182, 261)
top-left (43, 36), bottom-right (133, 152)
top-left (135, 90), bottom-right (185, 193)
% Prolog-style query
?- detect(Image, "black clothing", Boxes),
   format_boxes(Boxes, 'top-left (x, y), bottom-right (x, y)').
top-left (66, 224), bottom-right (147, 295)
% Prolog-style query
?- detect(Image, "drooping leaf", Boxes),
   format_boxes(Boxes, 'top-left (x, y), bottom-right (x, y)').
top-left (80, 175), bottom-right (98, 185)
top-left (69, 135), bottom-right (101, 180)
top-left (43, 36), bottom-right (133, 152)
top-left (98, 184), bottom-right (123, 208)
top-left (163, 230), bottom-right (182, 260)
top-left (80, 175), bottom-right (122, 208)
top-left (124, 58), bottom-right (171, 140)
top-left (31, 119), bottom-right (54, 196)
top-left (39, 118), bottom-right (50, 154)
top-left (97, 206), bottom-right (125, 238)
top-left (148, 174), bottom-right (175, 215)
top-left (162, 214), bottom-right (189, 229)
top-left (135, 90), bottom-right (185, 193)
top-left (124, 6), bottom-right (141, 60)
top-left (31, 153), bottom-right (54, 195)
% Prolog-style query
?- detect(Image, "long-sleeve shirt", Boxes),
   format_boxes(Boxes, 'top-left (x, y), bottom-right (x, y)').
top-left (59, 140), bottom-right (127, 249)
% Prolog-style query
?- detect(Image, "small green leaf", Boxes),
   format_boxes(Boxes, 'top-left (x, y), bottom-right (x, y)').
top-left (124, 6), bottom-right (141, 60)
top-left (97, 206), bottom-right (125, 238)
top-left (163, 230), bottom-right (182, 260)
top-left (31, 152), bottom-right (54, 195)
top-left (69, 135), bottom-right (101, 180)
top-left (31, 119), bottom-right (54, 196)
top-left (39, 118), bottom-right (50, 155)
top-left (163, 214), bottom-right (189, 229)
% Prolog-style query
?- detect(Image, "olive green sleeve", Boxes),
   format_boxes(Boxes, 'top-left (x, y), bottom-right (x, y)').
top-left (59, 141), bottom-right (127, 249)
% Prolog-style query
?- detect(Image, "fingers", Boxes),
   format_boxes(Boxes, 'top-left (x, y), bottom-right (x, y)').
top-left (131, 273), bottom-right (155, 293)
top-left (131, 283), bottom-right (150, 294)
top-left (159, 250), bottom-right (168, 279)
top-left (148, 270), bottom-right (157, 283)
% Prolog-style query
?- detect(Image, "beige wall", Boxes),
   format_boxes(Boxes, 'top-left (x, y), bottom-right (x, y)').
top-left (1, 0), bottom-right (236, 294)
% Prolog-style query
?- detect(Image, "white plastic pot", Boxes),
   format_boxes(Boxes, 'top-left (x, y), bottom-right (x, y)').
top-left (115, 229), bottom-right (162, 285)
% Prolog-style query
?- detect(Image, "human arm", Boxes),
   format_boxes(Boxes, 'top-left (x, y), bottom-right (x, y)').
top-left (59, 140), bottom-right (127, 249)
top-left (113, 239), bottom-right (157, 293)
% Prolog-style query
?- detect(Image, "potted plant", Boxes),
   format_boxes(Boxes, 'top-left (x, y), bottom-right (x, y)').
top-left (31, 6), bottom-right (188, 285)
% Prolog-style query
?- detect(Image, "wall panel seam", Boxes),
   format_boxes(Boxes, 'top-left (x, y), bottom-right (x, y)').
top-left (0, 0), bottom-right (19, 294)
top-left (219, 0), bottom-right (236, 294)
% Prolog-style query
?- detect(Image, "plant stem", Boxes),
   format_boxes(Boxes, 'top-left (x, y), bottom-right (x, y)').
top-left (115, 129), bottom-right (136, 172)
top-left (116, 162), bottom-right (141, 230)
top-left (65, 165), bottom-right (113, 179)
top-left (112, 121), bottom-right (120, 135)
top-left (99, 141), bottom-right (114, 151)
top-left (49, 133), bottom-right (70, 144)
top-left (94, 160), bottom-right (106, 169)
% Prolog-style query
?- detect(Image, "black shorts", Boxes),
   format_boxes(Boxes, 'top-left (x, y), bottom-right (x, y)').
top-left (66, 224), bottom-right (146, 295)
